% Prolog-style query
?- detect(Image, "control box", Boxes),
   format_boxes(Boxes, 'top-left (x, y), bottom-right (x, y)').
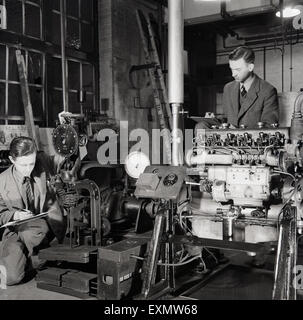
top-left (134, 166), bottom-right (186, 200)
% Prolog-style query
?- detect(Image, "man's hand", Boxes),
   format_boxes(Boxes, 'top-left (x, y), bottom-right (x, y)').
top-left (13, 210), bottom-right (34, 221)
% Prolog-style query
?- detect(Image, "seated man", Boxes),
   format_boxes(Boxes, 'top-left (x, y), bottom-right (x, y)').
top-left (0, 137), bottom-right (66, 286)
top-left (196, 46), bottom-right (279, 130)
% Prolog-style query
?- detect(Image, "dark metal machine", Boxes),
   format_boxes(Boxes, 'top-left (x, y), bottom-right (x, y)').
top-left (36, 114), bottom-right (155, 299)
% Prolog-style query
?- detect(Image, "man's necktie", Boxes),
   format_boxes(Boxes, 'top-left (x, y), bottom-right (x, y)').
top-left (23, 176), bottom-right (35, 213)
top-left (240, 84), bottom-right (247, 97)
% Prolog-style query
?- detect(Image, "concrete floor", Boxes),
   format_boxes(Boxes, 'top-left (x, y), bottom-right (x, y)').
top-left (0, 278), bottom-right (82, 300)
top-left (0, 246), bottom-right (301, 300)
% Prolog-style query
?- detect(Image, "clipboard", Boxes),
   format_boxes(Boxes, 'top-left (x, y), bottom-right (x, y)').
top-left (1, 212), bottom-right (49, 229)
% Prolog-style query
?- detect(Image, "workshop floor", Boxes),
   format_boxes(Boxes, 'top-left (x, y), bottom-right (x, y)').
top-left (0, 277), bottom-right (83, 300)
top-left (1, 247), bottom-right (302, 300)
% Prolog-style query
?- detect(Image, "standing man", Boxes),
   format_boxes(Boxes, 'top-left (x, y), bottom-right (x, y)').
top-left (224, 46), bottom-right (279, 128)
top-left (0, 137), bottom-right (66, 286)
top-left (195, 46), bottom-right (279, 130)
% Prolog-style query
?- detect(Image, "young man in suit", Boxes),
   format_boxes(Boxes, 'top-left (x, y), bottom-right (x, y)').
top-left (0, 137), bottom-right (66, 286)
top-left (224, 46), bottom-right (279, 128)
top-left (196, 46), bottom-right (279, 130)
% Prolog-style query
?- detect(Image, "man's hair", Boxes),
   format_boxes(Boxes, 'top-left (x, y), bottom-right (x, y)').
top-left (9, 136), bottom-right (37, 159)
top-left (229, 46), bottom-right (255, 64)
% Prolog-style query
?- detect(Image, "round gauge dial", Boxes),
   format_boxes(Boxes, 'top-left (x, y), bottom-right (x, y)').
top-left (125, 151), bottom-right (150, 179)
top-left (52, 124), bottom-right (79, 157)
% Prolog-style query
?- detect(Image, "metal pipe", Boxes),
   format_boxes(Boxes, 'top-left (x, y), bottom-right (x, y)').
top-left (172, 103), bottom-right (183, 166)
top-left (291, 92), bottom-right (303, 141)
top-left (290, 38), bottom-right (293, 91)
top-left (60, 0), bottom-right (68, 112)
top-left (263, 47), bottom-right (266, 80)
top-left (186, 151), bottom-right (233, 166)
top-left (168, 0), bottom-right (184, 166)
top-left (168, 0), bottom-right (184, 104)
top-left (279, 0), bottom-right (285, 92)
top-left (79, 161), bottom-right (104, 179)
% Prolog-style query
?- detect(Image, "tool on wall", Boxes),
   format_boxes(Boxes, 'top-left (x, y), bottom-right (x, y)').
top-left (136, 9), bottom-right (172, 164)
top-left (15, 50), bottom-right (40, 146)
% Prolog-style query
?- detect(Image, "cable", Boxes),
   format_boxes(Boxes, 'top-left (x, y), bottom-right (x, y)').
top-left (273, 171), bottom-right (296, 183)
top-left (179, 253), bottom-right (190, 263)
top-left (203, 247), bottom-right (219, 264)
top-left (274, 172), bottom-right (297, 226)
top-left (177, 246), bottom-right (186, 262)
top-left (178, 209), bottom-right (194, 236)
top-left (277, 188), bottom-right (296, 226)
top-left (130, 255), bottom-right (145, 261)
top-left (157, 255), bottom-right (201, 267)
top-left (199, 257), bottom-right (207, 271)
top-left (178, 199), bottom-right (190, 206)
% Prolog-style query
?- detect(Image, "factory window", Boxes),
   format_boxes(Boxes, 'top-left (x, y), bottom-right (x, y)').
top-left (47, 56), bottom-right (96, 126)
top-left (51, 0), bottom-right (95, 52)
top-left (5, 0), bottom-right (42, 40)
top-left (0, 0), bottom-right (98, 127)
top-left (0, 45), bottom-right (45, 125)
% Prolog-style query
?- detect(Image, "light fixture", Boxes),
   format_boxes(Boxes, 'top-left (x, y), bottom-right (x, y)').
top-left (194, 0), bottom-right (217, 1)
top-left (276, 6), bottom-right (301, 18)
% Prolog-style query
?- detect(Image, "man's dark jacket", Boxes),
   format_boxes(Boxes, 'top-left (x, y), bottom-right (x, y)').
top-left (223, 74), bottom-right (279, 128)
top-left (0, 152), bottom-right (66, 242)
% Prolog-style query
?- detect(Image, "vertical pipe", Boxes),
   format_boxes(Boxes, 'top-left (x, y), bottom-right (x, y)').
top-left (60, 0), bottom-right (68, 112)
top-left (168, 0), bottom-right (184, 166)
top-left (280, 0), bottom-right (285, 92)
top-left (263, 47), bottom-right (266, 80)
top-left (290, 39), bottom-right (293, 92)
top-left (168, 0), bottom-right (184, 104)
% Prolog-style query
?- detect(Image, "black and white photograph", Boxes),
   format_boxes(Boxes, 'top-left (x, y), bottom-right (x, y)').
top-left (0, 0), bottom-right (303, 306)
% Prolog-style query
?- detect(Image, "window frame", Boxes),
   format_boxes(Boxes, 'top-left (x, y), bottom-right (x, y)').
top-left (0, 0), bottom-right (99, 127)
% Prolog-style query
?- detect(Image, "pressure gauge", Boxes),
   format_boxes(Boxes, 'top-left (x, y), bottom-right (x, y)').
top-left (124, 151), bottom-right (150, 179)
top-left (52, 124), bottom-right (79, 157)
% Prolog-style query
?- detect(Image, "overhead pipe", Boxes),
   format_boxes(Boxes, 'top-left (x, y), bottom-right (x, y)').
top-left (221, 30), bottom-right (302, 49)
top-left (220, 1), bottom-right (232, 21)
top-left (279, 0), bottom-right (285, 92)
top-left (168, 0), bottom-right (184, 166)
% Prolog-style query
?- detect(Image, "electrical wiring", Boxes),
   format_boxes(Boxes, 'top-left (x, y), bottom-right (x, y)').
top-left (273, 171), bottom-right (297, 226)
top-left (157, 255), bottom-right (201, 267)
top-left (178, 208), bottom-right (194, 236)
top-left (203, 247), bottom-right (218, 265)
top-left (273, 171), bottom-right (296, 183)
top-left (178, 199), bottom-right (190, 206)
top-left (277, 188), bottom-right (296, 226)
top-left (199, 257), bottom-right (207, 270)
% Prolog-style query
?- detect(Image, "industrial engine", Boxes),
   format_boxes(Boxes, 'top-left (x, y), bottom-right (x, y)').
top-left (132, 92), bottom-right (303, 300)
top-left (185, 125), bottom-right (302, 243)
